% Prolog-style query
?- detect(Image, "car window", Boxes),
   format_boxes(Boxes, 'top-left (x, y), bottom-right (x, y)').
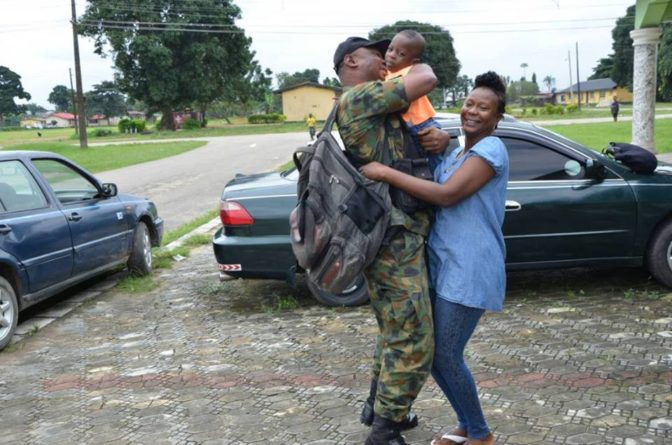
top-left (0, 160), bottom-right (48, 213)
top-left (503, 137), bottom-right (587, 181)
top-left (32, 159), bottom-right (99, 204)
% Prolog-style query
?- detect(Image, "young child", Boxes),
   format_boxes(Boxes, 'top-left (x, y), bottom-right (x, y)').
top-left (385, 29), bottom-right (441, 139)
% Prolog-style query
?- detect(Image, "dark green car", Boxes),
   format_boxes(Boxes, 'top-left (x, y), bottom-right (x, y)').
top-left (213, 118), bottom-right (672, 306)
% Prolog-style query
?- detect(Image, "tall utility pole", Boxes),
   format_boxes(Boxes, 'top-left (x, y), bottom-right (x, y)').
top-left (71, 0), bottom-right (88, 148)
top-left (567, 50), bottom-right (574, 102)
top-left (575, 42), bottom-right (582, 111)
top-left (68, 68), bottom-right (78, 135)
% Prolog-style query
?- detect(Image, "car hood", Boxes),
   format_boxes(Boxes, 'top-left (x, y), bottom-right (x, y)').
top-left (117, 192), bottom-right (152, 203)
top-left (655, 161), bottom-right (672, 175)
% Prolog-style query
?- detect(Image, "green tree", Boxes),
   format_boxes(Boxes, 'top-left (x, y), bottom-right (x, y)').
top-left (0, 66), bottom-right (31, 121)
top-left (25, 103), bottom-right (47, 115)
top-left (447, 74), bottom-right (473, 105)
top-left (588, 56), bottom-right (615, 80)
top-left (276, 69), bottom-right (320, 89)
top-left (80, 0), bottom-right (254, 130)
top-left (322, 77), bottom-right (341, 88)
top-left (85, 81), bottom-right (128, 118)
top-left (610, 5), bottom-right (635, 88)
top-left (542, 75), bottom-right (555, 92)
top-left (531, 72), bottom-right (537, 85)
top-left (657, 23), bottom-right (672, 101)
top-left (368, 21), bottom-right (460, 90)
top-left (507, 79), bottom-right (539, 103)
top-left (48, 85), bottom-right (73, 112)
top-left (590, 5), bottom-right (635, 88)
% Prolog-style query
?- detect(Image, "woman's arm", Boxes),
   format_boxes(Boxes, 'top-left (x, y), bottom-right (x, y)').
top-left (361, 156), bottom-right (495, 207)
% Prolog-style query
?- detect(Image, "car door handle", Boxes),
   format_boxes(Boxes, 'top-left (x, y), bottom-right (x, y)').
top-left (505, 200), bottom-right (522, 211)
top-left (68, 212), bottom-right (82, 222)
top-left (0, 224), bottom-right (11, 234)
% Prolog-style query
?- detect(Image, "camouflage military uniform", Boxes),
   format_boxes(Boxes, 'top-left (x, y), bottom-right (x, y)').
top-left (336, 77), bottom-right (434, 423)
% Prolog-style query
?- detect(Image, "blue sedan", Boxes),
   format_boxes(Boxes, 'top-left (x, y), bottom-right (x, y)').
top-left (0, 151), bottom-right (164, 350)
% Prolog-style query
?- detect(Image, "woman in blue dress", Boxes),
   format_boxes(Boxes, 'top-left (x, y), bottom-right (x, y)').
top-left (361, 71), bottom-right (508, 445)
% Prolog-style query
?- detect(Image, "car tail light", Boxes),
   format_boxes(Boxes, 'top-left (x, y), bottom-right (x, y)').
top-left (220, 200), bottom-right (254, 226)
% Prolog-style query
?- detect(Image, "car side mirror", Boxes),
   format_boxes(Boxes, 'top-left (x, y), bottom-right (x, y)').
top-left (101, 183), bottom-right (118, 197)
top-left (585, 159), bottom-right (607, 181)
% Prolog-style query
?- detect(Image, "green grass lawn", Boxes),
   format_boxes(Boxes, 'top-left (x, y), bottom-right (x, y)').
top-left (544, 119), bottom-right (672, 153)
top-left (0, 121), bottom-right (310, 148)
top-left (10, 141), bottom-right (207, 172)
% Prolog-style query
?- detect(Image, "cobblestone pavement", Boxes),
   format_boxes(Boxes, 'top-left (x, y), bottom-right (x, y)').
top-left (1, 244), bottom-right (671, 445)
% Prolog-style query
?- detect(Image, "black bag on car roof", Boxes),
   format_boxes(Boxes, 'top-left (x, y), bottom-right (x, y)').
top-left (604, 142), bottom-right (658, 175)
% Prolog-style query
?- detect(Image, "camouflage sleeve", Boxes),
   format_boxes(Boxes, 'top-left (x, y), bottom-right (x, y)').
top-left (337, 78), bottom-right (409, 165)
top-left (345, 78), bottom-right (409, 119)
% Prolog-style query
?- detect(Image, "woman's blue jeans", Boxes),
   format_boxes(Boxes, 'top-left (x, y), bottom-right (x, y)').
top-left (431, 295), bottom-right (491, 439)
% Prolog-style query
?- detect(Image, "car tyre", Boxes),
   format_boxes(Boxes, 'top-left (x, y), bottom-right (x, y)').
top-left (0, 276), bottom-right (18, 351)
top-left (647, 220), bottom-right (672, 287)
top-left (306, 274), bottom-right (369, 307)
top-left (128, 222), bottom-right (152, 276)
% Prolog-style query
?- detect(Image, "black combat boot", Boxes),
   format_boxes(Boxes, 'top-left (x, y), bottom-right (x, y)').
top-left (360, 380), bottom-right (418, 430)
top-left (365, 415), bottom-right (407, 445)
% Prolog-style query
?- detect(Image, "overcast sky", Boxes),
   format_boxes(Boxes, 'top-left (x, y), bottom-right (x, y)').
top-left (1, 0), bottom-right (635, 109)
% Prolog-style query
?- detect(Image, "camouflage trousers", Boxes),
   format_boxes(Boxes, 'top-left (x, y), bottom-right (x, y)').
top-left (365, 229), bottom-right (434, 423)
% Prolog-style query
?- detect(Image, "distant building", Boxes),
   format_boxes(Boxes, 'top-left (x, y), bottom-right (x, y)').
top-left (87, 114), bottom-right (121, 127)
top-left (274, 82), bottom-right (341, 122)
top-left (20, 117), bottom-right (46, 129)
top-left (45, 112), bottom-right (76, 128)
top-left (556, 78), bottom-right (632, 106)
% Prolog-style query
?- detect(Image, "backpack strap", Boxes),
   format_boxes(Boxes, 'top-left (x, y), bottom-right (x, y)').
top-left (317, 102), bottom-right (340, 138)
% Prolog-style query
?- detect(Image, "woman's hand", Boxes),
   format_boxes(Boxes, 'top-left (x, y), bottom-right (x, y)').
top-left (360, 161), bottom-right (389, 182)
top-left (418, 127), bottom-right (451, 155)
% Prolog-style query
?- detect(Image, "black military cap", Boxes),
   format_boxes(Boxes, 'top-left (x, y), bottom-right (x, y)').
top-left (333, 37), bottom-right (391, 73)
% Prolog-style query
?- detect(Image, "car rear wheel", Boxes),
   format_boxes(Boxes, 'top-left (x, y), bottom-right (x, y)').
top-left (306, 274), bottom-right (369, 307)
top-left (128, 222), bottom-right (152, 276)
top-left (646, 220), bottom-right (672, 287)
top-left (0, 276), bottom-right (18, 351)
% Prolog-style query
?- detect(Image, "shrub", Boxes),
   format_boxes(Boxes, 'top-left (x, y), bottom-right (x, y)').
top-left (92, 128), bottom-right (112, 137)
top-left (183, 118), bottom-right (201, 130)
top-left (566, 103), bottom-right (578, 113)
top-left (531, 108), bottom-right (538, 116)
top-left (118, 118), bottom-right (147, 133)
top-left (247, 113), bottom-right (287, 124)
top-left (544, 103), bottom-right (556, 115)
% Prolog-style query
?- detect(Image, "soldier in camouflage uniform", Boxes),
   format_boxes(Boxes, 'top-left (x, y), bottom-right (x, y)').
top-left (332, 36), bottom-right (447, 445)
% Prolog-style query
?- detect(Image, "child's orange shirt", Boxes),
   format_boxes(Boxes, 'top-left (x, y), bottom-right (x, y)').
top-left (386, 65), bottom-right (436, 126)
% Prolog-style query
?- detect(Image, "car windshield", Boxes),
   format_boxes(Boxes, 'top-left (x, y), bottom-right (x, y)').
top-left (531, 125), bottom-right (607, 158)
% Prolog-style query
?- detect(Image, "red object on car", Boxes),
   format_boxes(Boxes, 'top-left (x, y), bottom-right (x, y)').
top-left (220, 200), bottom-right (254, 226)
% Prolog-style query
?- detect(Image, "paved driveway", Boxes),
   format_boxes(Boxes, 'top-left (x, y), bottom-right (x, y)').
top-left (2, 240), bottom-right (671, 445)
top-left (97, 132), bottom-right (309, 231)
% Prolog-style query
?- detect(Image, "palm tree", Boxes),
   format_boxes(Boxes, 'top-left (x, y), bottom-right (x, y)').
top-left (520, 63), bottom-right (528, 80)
top-left (543, 75), bottom-right (556, 92)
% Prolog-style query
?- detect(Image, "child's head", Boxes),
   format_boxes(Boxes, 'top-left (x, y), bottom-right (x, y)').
top-left (385, 30), bottom-right (425, 73)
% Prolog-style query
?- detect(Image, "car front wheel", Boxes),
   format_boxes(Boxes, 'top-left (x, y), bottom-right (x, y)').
top-left (647, 220), bottom-right (672, 288)
top-left (0, 276), bottom-right (18, 351)
top-left (128, 222), bottom-right (152, 276)
top-left (306, 274), bottom-right (369, 307)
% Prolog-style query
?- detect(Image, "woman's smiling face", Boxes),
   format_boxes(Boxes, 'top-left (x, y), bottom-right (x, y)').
top-left (460, 87), bottom-right (502, 140)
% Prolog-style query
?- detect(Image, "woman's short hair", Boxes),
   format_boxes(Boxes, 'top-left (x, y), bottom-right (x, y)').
top-left (474, 71), bottom-right (506, 114)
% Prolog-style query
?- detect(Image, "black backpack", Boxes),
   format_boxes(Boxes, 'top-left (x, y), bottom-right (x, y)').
top-left (604, 142), bottom-right (658, 175)
top-left (289, 104), bottom-right (391, 294)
